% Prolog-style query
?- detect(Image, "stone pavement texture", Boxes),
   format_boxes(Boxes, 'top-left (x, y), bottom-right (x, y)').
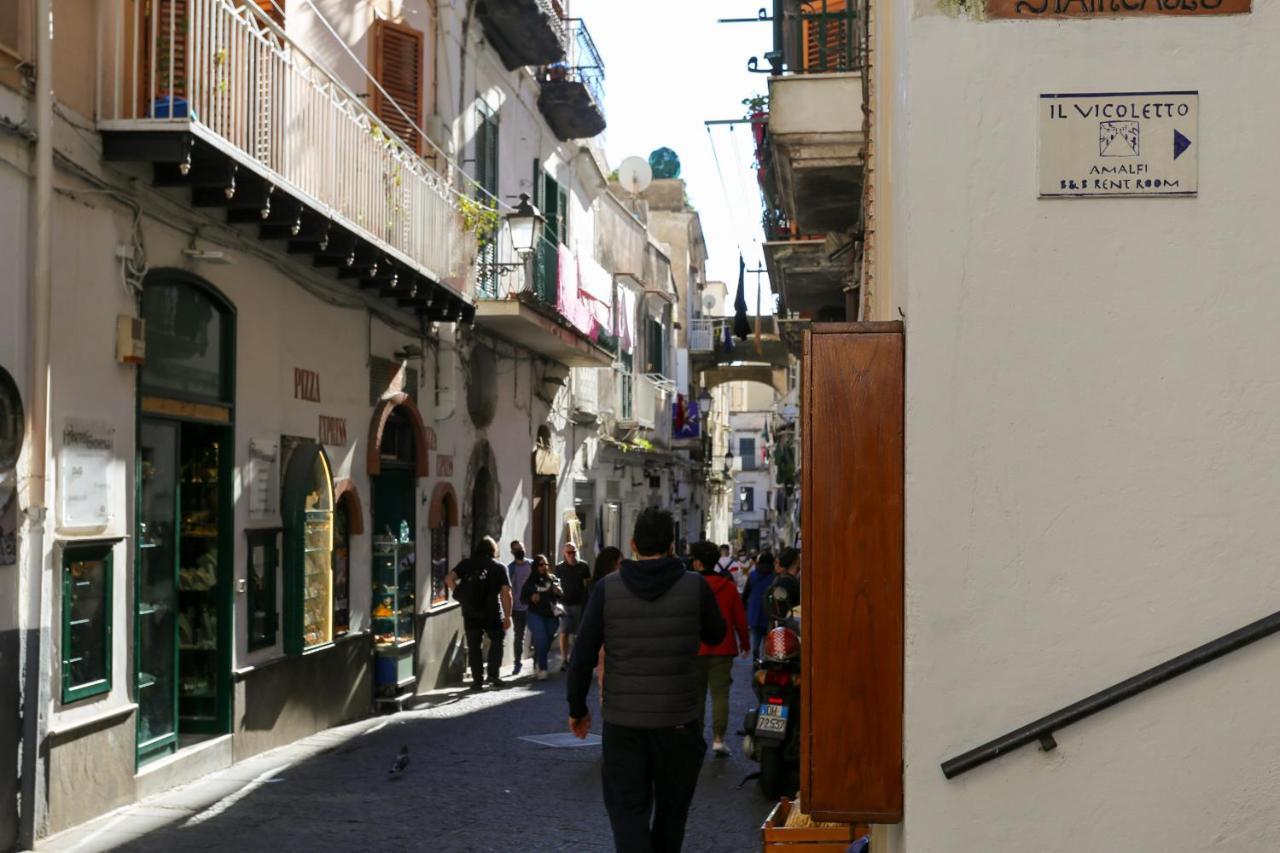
top-left (39, 656), bottom-right (773, 853)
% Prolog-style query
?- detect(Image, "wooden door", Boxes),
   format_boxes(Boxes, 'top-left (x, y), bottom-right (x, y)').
top-left (801, 322), bottom-right (903, 823)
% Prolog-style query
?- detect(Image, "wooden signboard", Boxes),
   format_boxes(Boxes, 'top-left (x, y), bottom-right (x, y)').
top-left (989, 0), bottom-right (1248, 17)
top-left (801, 323), bottom-right (904, 824)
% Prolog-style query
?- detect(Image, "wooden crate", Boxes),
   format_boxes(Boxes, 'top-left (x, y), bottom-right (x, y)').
top-left (761, 797), bottom-right (867, 851)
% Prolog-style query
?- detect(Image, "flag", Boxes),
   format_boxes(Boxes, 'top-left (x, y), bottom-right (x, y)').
top-left (733, 255), bottom-right (750, 341)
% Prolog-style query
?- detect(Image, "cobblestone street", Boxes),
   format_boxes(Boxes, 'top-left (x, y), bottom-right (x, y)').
top-left (42, 656), bottom-right (771, 853)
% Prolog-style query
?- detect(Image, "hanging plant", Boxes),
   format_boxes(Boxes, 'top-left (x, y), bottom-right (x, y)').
top-left (458, 197), bottom-right (501, 245)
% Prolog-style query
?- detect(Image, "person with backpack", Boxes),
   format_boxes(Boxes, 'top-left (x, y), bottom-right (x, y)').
top-left (691, 540), bottom-right (750, 757)
top-left (447, 537), bottom-right (512, 690)
top-left (519, 554), bottom-right (563, 680)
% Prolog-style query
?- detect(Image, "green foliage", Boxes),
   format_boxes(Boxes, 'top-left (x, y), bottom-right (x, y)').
top-left (459, 197), bottom-right (502, 244)
top-left (742, 94), bottom-right (769, 116)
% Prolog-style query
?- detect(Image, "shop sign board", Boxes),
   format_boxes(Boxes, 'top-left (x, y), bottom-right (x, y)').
top-left (248, 439), bottom-right (279, 522)
top-left (319, 416), bottom-right (348, 447)
top-left (1039, 91), bottom-right (1197, 198)
top-left (59, 419), bottom-right (114, 532)
top-left (991, 0), bottom-right (1247, 17)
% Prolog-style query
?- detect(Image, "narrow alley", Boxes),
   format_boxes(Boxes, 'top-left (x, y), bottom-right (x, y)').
top-left (40, 659), bottom-right (768, 853)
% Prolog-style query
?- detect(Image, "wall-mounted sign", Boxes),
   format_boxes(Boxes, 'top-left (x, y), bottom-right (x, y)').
top-left (248, 439), bottom-right (279, 522)
top-left (1039, 91), bottom-right (1198, 198)
top-left (436, 454), bottom-right (453, 478)
top-left (319, 415), bottom-right (348, 447)
top-left (59, 419), bottom-right (114, 532)
top-left (293, 367), bottom-right (321, 403)
top-left (991, 0), bottom-right (1247, 18)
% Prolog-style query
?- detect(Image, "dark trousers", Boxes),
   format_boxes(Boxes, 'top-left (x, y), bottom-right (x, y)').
top-left (512, 610), bottom-right (528, 666)
top-left (465, 622), bottom-right (504, 682)
top-left (602, 721), bottom-right (707, 853)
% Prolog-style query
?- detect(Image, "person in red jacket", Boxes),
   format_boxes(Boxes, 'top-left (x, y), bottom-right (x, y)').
top-left (690, 540), bottom-right (750, 757)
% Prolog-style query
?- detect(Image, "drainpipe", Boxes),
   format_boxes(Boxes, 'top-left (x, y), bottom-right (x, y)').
top-left (19, 0), bottom-right (54, 844)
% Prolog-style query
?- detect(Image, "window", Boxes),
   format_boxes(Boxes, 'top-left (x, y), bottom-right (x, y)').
top-left (139, 281), bottom-right (232, 403)
top-left (371, 19), bottom-right (424, 154)
top-left (475, 100), bottom-right (499, 199)
top-left (739, 437), bottom-right (758, 470)
top-left (62, 542), bottom-right (113, 703)
top-left (646, 318), bottom-right (667, 376)
top-left (282, 443), bottom-right (334, 654)
top-left (739, 486), bottom-right (755, 513)
top-left (245, 529), bottom-right (279, 651)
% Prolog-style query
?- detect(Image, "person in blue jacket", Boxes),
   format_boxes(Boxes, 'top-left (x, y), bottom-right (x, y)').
top-left (742, 551), bottom-right (776, 663)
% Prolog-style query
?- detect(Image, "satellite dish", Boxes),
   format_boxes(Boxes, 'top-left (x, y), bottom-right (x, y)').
top-left (617, 156), bottom-right (653, 195)
top-left (702, 293), bottom-right (718, 312)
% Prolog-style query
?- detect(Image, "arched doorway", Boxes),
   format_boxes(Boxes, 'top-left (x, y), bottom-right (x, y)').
top-left (464, 440), bottom-right (501, 552)
top-left (134, 270), bottom-right (235, 765)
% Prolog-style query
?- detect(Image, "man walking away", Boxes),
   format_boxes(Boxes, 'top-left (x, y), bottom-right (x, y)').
top-left (507, 540), bottom-right (534, 676)
top-left (742, 551), bottom-right (776, 663)
top-left (768, 547), bottom-right (802, 619)
top-left (691, 541), bottom-right (749, 757)
top-left (555, 542), bottom-right (591, 671)
top-left (567, 509), bottom-right (727, 853)
top-left (448, 537), bottom-right (512, 690)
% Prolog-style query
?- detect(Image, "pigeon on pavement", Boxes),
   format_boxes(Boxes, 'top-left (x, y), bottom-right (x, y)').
top-left (389, 745), bottom-right (410, 776)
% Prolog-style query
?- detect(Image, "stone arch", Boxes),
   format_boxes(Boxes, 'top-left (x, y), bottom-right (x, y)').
top-left (333, 478), bottom-right (365, 535)
top-left (367, 392), bottom-right (431, 478)
top-left (427, 481), bottom-right (460, 528)
top-left (462, 439), bottom-right (502, 551)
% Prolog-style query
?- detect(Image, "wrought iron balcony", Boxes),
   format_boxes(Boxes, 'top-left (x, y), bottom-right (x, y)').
top-left (537, 19), bottom-right (606, 141)
top-left (472, 237), bottom-right (614, 368)
top-left (96, 0), bottom-right (474, 320)
top-left (477, 0), bottom-right (567, 71)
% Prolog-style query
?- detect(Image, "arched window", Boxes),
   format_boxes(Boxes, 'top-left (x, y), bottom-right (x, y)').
top-left (139, 279), bottom-right (233, 404)
top-left (283, 442), bottom-right (334, 653)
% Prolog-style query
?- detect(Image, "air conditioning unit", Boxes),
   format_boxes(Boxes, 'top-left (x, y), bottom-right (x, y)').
top-left (116, 315), bottom-right (145, 365)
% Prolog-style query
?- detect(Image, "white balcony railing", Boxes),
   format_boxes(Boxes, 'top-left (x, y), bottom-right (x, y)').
top-left (97, 0), bottom-right (472, 285)
top-left (573, 367), bottom-right (599, 415)
top-left (689, 318), bottom-right (714, 353)
top-left (634, 374), bottom-right (657, 429)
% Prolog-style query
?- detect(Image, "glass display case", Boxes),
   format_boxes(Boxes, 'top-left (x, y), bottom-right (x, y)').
top-left (373, 532), bottom-right (416, 703)
top-left (282, 442), bottom-right (335, 655)
top-left (177, 428), bottom-right (222, 730)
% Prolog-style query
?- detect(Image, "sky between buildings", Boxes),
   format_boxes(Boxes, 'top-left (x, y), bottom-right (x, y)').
top-left (574, 0), bottom-right (778, 315)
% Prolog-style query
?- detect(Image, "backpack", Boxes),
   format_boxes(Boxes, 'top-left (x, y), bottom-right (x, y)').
top-left (454, 560), bottom-right (490, 614)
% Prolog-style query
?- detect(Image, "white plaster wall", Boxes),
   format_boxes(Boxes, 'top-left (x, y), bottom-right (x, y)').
top-left (893, 3), bottom-right (1280, 851)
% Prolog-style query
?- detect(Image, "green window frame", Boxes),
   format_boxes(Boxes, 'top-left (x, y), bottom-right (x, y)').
top-left (245, 528), bottom-right (280, 651)
top-left (61, 541), bottom-right (114, 704)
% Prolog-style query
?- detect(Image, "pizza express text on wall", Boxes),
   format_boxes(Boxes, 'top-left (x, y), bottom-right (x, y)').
top-left (991, 0), bottom-right (1248, 17)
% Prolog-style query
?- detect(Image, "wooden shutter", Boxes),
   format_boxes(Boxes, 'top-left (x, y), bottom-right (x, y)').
top-left (801, 0), bottom-right (852, 73)
top-left (247, 0), bottom-right (285, 28)
top-left (801, 322), bottom-right (903, 823)
top-left (371, 19), bottom-right (424, 155)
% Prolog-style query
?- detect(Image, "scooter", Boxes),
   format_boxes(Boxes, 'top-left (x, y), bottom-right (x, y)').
top-left (741, 580), bottom-right (802, 800)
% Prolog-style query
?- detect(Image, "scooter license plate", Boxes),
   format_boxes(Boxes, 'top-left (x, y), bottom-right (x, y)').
top-left (755, 703), bottom-right (788, 739)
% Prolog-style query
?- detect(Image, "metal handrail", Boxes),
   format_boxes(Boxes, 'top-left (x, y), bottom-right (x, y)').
top-left (941, 608), bottom-right (1280, 779)
top-left (545, 18), bottom-right (605, 112)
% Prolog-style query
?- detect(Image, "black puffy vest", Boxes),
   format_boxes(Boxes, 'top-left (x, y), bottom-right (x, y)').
top-left (600, 570), bottom-right (705, 728)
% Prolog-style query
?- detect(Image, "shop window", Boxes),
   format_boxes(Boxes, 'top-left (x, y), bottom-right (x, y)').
top-left (139, 281), bottom-right (232, 404)
top-left (430, 497), bottom-right (451, 607)
top-left (282, 443), bottom-right (334, 654)
top-left (333, 499), bottom-right (351, 635)
top-left (245, 529), bottom-right (279, 651)
top-left (61, 542), bottom-right (114, 703)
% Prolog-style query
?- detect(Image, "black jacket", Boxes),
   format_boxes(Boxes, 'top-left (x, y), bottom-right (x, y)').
top-left (566, 556), bottom-right (726, 726)
top-left (520, 571), bottom-right (563, 619)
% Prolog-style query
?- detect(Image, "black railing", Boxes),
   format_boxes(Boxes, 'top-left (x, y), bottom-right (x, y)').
top-left (941, 607), bottom-right (1280, 779)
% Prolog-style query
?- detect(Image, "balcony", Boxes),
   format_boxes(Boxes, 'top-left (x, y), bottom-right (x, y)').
top-left (537, 19), bottom-right (606, 141)
top-left (762, 228), bottom-right (852, 317)
top-left (764, 0), bottom-right (864, 235)
top-left (477, 0), bottom-right (567, 71)
top-left (473, 237), bottom-right (614, 368)
top-left (689, 318), bottom-right (715, 354)
top-left (96, 0), bottom-right (474, 321)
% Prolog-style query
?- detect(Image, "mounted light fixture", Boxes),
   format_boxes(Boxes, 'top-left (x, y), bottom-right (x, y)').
top-left (697, 387), bottom-right (712, 413)
top-left (506, 193), bottom-right (545, 258)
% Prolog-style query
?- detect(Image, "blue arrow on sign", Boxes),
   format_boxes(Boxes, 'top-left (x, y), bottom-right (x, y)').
top-left (1173, 129), bottom-right (1192, 161)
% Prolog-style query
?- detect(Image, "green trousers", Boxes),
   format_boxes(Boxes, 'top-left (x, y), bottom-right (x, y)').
top-left (695, 655), bottom-right (734, 740)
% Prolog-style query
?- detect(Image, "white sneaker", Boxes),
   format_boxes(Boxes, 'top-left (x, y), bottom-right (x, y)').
top-left (712, 740), bottom-right (731, 757)
top-left (535, 669), bottom-right (548, 681)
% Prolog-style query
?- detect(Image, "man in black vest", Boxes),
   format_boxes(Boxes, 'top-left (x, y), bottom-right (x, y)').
top-left (567, 508), bottom-right (727, 853)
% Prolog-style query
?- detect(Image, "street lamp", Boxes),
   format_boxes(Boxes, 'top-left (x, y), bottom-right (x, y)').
top-left (506, 193), bottom-right (544, 259)
top-left (723, 447), bottom-right (734, 477)
top-left (697, 386), bottom-right (712, 414)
